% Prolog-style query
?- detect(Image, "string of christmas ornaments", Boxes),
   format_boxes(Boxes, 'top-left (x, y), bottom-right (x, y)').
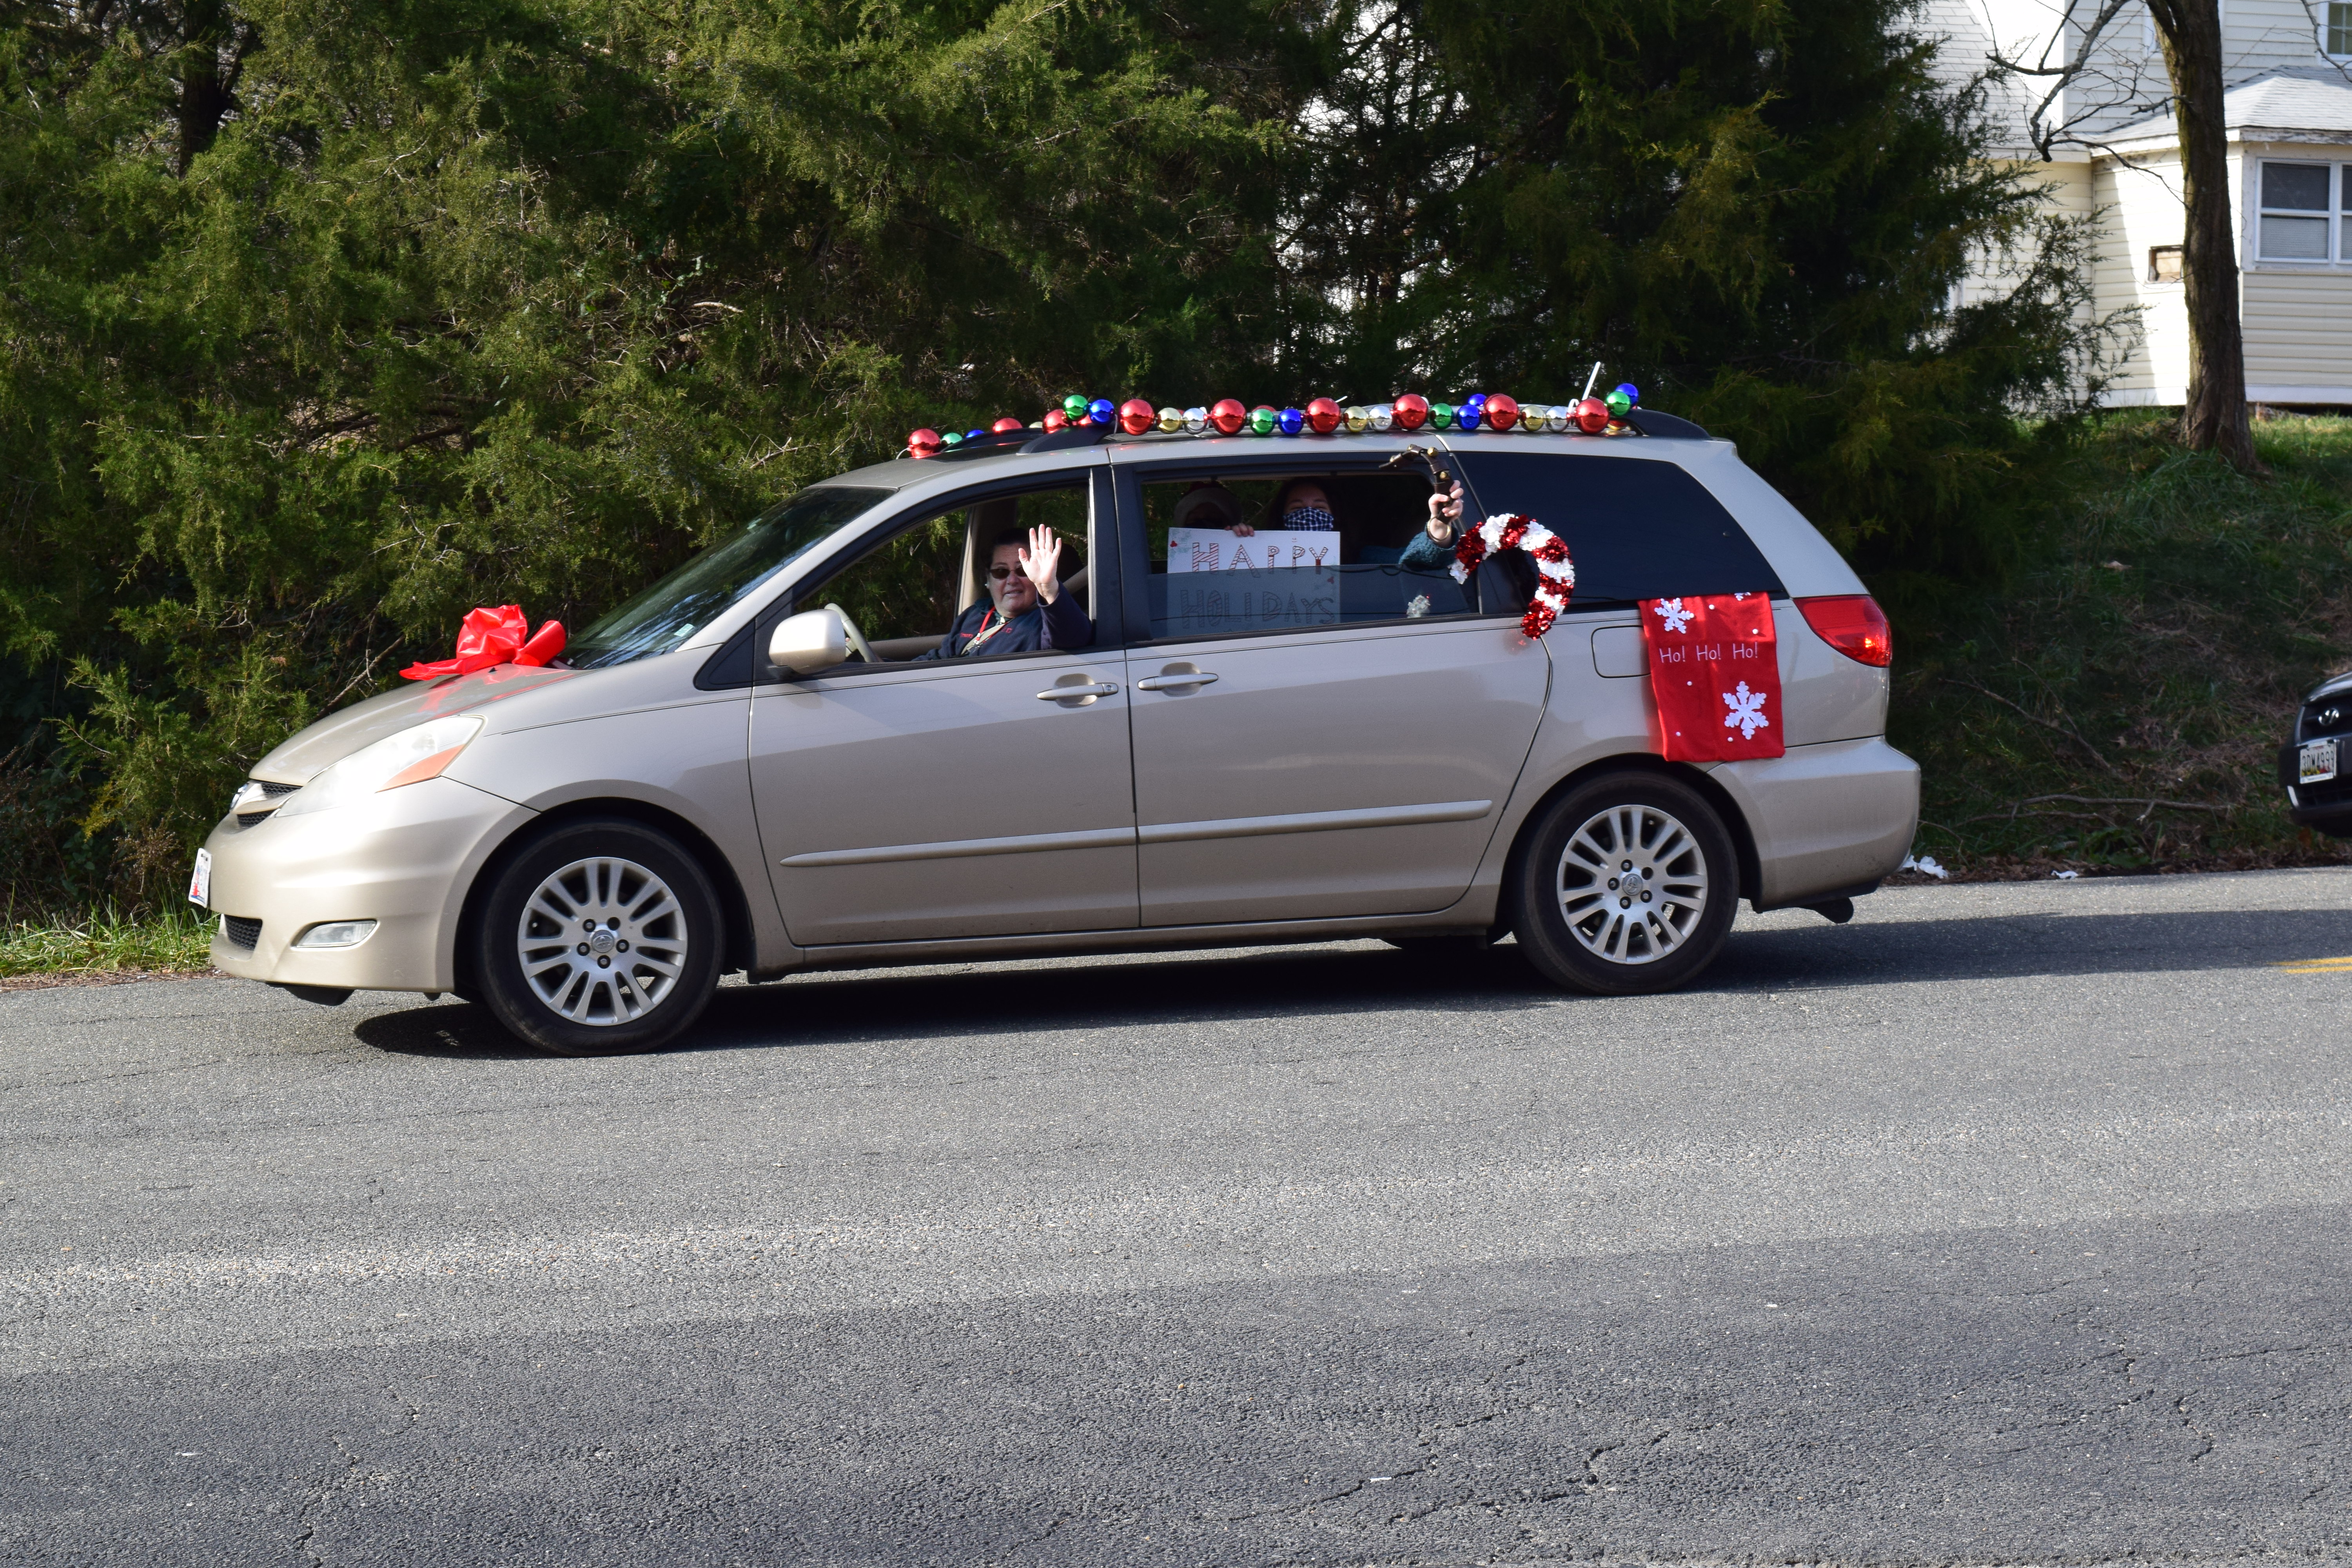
top-left (906, 384), bottom-right (1643, 458)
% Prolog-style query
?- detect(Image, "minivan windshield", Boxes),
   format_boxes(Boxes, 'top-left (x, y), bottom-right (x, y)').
top-left (565, 486), bottom-right (891, 668)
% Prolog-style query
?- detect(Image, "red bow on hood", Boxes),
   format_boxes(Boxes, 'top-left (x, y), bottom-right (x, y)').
top-left (399, 605), bottom-right (566, 681)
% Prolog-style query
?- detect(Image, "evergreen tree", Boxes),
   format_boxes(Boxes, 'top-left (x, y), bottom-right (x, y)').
top-left (0, 0), bottom-right (1299, 902)
top-left (0, 0), bottom-right (2112, 910)
top-left (1278, 0), bottom-right (2119, 584)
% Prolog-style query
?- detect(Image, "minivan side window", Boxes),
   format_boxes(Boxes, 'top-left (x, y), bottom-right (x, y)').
top-left (696, 481), bottom-right (1093, 687)
top-left (1448, 454), bottom-right (1785, 608)
top-left (1132, 468), bottom-right (1479, 641)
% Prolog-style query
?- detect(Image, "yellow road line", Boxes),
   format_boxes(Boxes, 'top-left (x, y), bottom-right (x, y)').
top-left (2274, 956), bottom-right (2352, 973)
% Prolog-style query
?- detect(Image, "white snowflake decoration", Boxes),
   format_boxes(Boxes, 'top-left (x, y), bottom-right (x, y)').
top-left (1722, 680), bottom-right (1770, 740)
top-left (1405, 593), bottom-right (1431, 619)
top-left (1652, 597), bottom-right (1693, 635)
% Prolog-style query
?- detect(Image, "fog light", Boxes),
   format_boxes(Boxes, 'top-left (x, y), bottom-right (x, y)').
top-left (294, 920), bottom-right (377, 949)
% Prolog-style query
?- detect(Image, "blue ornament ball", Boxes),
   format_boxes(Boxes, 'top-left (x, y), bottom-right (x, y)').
top-left (1276, 407), bottom-right (1306, 436)
top-left (1455, 401), bottom-right (1483, 432)
top-left (1087, 398), bottom-right (1115, 426)
top-left (1614, 383), bottom-right (1640, 405)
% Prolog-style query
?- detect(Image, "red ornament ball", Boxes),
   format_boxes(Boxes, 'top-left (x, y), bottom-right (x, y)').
top-left (1571, 396), bottom-right (1611, 434)
top-left (1392, 393), bottom-right (1430, 432)
top-left (1304, 396), bottom-right (1343, 435)
top-left (907, 428), bottom-right (943, 459)
top-left (1119, 398), bottom-right (1156, 436)
top-left (1483, 393), bottom-right (1521, 432)
top-left (991, 416), bottom-right (1024, 434)
top-left (1042, 408), bottom-right (1069, 432)
top-left (1207, 398), bottom-right (1247, 436)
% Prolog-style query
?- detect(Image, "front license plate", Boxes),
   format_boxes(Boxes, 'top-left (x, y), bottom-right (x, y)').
top-left (187, 848), bottom-right (211, 908)
top-left (2302, 740), bottom-right (2339, 785)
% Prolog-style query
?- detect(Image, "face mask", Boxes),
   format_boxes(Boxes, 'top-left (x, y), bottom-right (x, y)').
top-left (1283, 505), bottom-right (1336, 532)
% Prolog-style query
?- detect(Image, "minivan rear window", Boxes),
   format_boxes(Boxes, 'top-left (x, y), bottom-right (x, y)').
top-left (1449, 453), bottom-right (1784, 607)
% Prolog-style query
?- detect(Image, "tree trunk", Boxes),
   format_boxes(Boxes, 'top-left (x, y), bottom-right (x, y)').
top-left (2150, 0), bottom-right (2263, 472)
top-left (175, 0), bottom-right (233, 176)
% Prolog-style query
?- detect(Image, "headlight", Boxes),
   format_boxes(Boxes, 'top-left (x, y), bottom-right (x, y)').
top-left (276, 716), bottom-right (485, 818)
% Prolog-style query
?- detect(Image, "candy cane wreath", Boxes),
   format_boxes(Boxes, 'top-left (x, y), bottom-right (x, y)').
top-left (1448, 513), bottom-right (1575, 638)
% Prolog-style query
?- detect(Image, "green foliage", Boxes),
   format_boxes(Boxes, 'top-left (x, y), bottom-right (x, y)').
top-left (1281, 0), bottom-right (2123, 585)
top-left (1, 0), bottom-right (2120, 914)
top-left (1893, 413), bottom-right (2352, 872)
top-left (2, 0), bottom-right (1298, 911)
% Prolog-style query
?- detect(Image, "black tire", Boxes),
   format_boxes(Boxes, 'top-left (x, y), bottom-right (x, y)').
top-left (473, 817), bottom-right (724, 1056)
top-left (1507, 772), bottom-right (1738, 996)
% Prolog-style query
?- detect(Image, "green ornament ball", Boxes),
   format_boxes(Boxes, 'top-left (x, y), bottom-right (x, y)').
top-left (1428, 402), bottom-right (1454, 429)
top-left (1604, 390), bottom-right (1632, 420)
top-left (1061, 393), bottom-right (1089, 420)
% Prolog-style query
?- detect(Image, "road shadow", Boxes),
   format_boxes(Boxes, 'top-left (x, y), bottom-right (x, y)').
top-left (353, 903), bottom-right (2352, 1060)
top-left (354, 941), bottom-right (1559, 1060)
top-left (1706, 903), bottom-right (2352, 992)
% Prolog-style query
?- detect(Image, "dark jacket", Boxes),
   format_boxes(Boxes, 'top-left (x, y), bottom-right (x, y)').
top-left (917, 592), bottom-right (1094, 660)
top-left (1398, 530), bottom-right (1455, 573)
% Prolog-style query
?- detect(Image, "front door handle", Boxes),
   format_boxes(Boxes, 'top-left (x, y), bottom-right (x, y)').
top-left (1036, 681), bottom-right (1120, 702)
top-left (1135, 671), bottom-right (1220, 692)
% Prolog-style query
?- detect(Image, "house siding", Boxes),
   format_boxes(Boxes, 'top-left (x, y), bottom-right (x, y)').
top-left (2089, 152), bottom-right (2189, 401)
top-left (2237, 141), bottom-right (2352, 401)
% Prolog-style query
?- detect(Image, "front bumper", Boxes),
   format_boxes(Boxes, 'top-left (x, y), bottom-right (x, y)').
top-left (202, 776), bottom-right (535, 993)
top-left (2278, 739), bottom-right (2352, 835)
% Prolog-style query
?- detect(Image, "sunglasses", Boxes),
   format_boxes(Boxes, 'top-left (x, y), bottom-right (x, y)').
top-left (987, 565), bottom-right (1021, 581)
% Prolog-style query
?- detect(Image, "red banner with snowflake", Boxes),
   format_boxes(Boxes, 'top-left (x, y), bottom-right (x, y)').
top-left (1637, 594), bottom-right (1785, 762)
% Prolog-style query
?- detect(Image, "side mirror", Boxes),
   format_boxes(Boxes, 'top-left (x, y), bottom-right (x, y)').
top-left (768, 608), bottom-right (847, 675)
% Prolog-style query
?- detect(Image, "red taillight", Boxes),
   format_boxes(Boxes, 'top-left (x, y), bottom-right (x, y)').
top-left (1796, 595), bottom-right (1892, 667)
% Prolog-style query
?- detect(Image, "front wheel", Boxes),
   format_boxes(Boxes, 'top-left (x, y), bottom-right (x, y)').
top-left (473, 818), bottom-right (724, 1055)
top-left (1508, 773), bottom-right (1738, 996)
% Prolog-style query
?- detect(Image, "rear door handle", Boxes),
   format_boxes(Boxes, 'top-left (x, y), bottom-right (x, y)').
top-left (1036, 681), bottom-right (1120, 701)
top-left (1135, 672), bottom-right (1220, 691)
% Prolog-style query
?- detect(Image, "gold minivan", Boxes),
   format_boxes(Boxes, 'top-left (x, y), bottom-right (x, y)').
top-left (196, 416), bottom-right (1918, 1054)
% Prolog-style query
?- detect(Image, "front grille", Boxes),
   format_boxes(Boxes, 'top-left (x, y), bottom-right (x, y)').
top-left (222, 916), bottom-right (263, 950)
top-left (236, 781), bottom-right (300, 827)
top-left (2300, 693), bottom-right (2352, 741)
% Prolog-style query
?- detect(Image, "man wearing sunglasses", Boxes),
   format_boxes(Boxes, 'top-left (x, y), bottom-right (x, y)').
top-left (918, 524), bottom-right (1094, 659)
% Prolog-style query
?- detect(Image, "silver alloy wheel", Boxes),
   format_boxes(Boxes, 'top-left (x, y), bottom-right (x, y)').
top-left (1555, 802), bottom-right (1711, 965)
top-left (514, 856), bottom-right (691, 1026)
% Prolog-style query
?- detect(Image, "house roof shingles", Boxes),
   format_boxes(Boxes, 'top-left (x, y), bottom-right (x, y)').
top-left (2106, 67), bottom-right (2352, 149)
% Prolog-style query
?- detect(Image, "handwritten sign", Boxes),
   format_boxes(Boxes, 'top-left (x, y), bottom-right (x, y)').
top-left (1161, 527), bottom-right (1339, 633)
top-left (1168, 527), bottom-right (1340, 574)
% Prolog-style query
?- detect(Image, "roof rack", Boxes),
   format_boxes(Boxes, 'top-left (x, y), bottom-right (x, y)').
top-left (1624, 409), bottom-right (1710, 440)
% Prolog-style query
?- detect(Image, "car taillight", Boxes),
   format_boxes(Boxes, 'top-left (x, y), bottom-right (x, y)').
top-left (1796, 595), bottom-right (1892, 667)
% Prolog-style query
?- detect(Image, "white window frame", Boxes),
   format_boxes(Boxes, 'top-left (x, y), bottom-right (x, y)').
top-left (2324, 2), bottom-right (2352, 60)
top-left (2254, 158), bottom-right (2345, 264)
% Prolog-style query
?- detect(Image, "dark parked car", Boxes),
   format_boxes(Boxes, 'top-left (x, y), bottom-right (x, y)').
top-left (2281, 670), bottom-right (2352, 836)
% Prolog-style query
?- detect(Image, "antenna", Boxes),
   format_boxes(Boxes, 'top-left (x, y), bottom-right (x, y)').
top-left (1581, 361), bottom-right (1603, 401)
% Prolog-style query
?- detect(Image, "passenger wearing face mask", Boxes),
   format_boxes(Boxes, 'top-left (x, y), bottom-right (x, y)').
top-left (918, 524), bottom-right (1094, 659)
top-left (1223, 479), bottom-right (1339, 539)
top-left (1228, 477), bottom-right (1463, 573)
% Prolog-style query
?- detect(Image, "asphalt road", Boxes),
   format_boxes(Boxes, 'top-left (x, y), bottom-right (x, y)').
top-left (5, 869), bottom-right (2351, 1567)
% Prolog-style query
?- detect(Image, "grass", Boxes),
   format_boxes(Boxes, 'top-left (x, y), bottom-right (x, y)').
top-left (1888, 409), bottom-right (2352, 878)
top-left (0, 909), bottom-right (216, 982)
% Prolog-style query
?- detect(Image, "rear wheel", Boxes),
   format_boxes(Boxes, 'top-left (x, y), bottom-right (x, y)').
top-left (1508, 773), bottom-right (1737, 996)
top-left (474, 818), bottom-right (723, 1056)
